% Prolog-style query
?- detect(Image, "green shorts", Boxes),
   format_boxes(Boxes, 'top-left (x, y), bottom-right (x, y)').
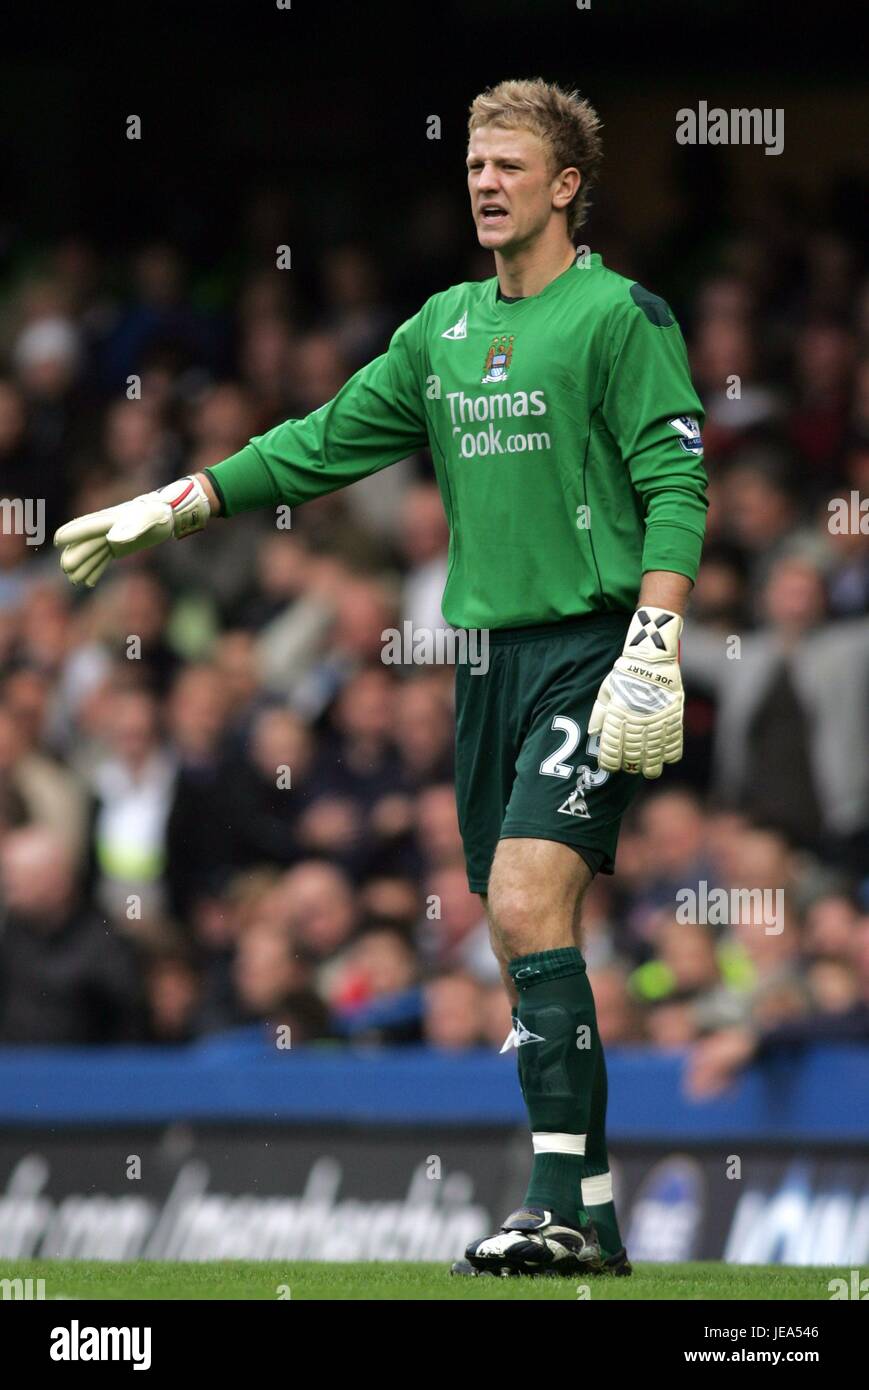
top-left (454, 612), bottom-right (643, 894)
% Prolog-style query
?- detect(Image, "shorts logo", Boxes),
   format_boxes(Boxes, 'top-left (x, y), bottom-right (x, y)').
top-left (557, 760), bottom-right (606, 819)
top-left (482, 334), bottom-right (515, 384)
top-left (558, 784), bottom-right (591, 818)
top-left (668, 415), bottom-right (704, 454)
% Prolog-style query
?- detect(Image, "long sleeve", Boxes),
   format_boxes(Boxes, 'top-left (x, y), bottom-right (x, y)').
top-left (207, 312), bottom-right (428, 516)
top-left (601, 294), bottom-right (708, 581)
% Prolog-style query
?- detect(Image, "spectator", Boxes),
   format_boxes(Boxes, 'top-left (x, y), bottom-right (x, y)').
top-left (589, 964), bottom-right (645, 1045)
top-left (0, 825), bottom-right (145, 1042)
top-left (419, 863), bottom-right (492, 979)
top-left (145, 950), bottom-right (201, 1043)
top-left (269, 860), bottom-right (359, 1005)
top-left (423, 972), bottom-right (486, 1050)
top-left (331, 925), bottom-right (422, 1043)
top-left (682, 555), bottom-right (869, 865)
top-left (229, 705), bottom-right (316, 870)
top-left (164, 663), bottom-right (233, 919)
top-left (88, 685), bottom-right (176, 932)
top-left (0, 697), bottom-right (89, 864)
top-left (686, 914), bottom-right (869, 1098)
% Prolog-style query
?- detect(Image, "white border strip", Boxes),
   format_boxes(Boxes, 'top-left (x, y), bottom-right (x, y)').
top-left (582, 1171), bottom-right (613, 1205)
top-left (532, 1132), bottom-right (587, 1156)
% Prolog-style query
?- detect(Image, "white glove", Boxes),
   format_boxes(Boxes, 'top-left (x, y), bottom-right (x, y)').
top-left (54, 476), bottom-right (212, 587)
top-left (588, 605), bottom-right (684, 778)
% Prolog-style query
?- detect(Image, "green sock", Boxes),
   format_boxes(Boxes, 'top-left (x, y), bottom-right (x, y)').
top-left (508, 947), bottom-right (597, 1229)
top-left (581, 1040), bottom-right (625, 1258)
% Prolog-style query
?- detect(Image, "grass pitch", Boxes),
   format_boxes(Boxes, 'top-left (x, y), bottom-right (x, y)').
top-left (0, 1259), bottom-right (847, 1300)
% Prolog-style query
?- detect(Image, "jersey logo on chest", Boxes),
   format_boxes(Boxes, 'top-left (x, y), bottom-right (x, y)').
top-left (441, 310), bottom-right (468, 340)
top-left (482, 334), bottom-right (515, 384)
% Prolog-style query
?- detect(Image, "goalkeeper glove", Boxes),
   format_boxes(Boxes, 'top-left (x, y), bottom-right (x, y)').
top-left (588, 605), bottom-right (684, 778)
top-left (54, 476), bottom-right (211, 587)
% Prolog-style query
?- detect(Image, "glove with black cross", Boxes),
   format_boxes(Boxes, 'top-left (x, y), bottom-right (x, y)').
top-left (588, 606), bottom-right (683, 778)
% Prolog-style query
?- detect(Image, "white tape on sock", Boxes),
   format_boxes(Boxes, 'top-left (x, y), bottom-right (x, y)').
top-left (532, 1132), bottom-right (587, 1156)
top-left (582, 1171), bottom-right (613, 1205)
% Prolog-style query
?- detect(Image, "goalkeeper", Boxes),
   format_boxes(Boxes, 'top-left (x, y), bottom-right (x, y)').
top-left (56, 78), bottom-right (707, 1278)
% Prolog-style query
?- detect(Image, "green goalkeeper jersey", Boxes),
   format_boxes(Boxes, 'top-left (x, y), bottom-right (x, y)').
top-left (209, 253), bottom-right (707, 629)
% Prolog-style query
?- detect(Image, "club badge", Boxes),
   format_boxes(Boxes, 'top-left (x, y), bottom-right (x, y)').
top-left (481, 334), bottom-right (515, 384)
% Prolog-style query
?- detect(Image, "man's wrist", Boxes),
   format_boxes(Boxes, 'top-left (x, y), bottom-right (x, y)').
top-left (195, 471), bottom-right (222, 517)
top-left (637, 569), bottom-right (692, 618)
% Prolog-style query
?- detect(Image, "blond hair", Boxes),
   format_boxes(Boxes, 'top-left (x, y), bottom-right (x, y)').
top-left (468, 78), bottom-right (603, 236)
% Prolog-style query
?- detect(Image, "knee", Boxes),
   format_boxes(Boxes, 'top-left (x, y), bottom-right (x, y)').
top-left (487, 880), bottom-right (538, 959)
top-left (488, 856), bottom-right (589, 960)
top-left (489, 867), bottom-right (576, 958)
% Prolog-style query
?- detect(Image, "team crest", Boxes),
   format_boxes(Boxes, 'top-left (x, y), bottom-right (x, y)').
top-left (668, 416), bottom-right (703, 455)
top-left (481, 334), bottom-right (515, 384)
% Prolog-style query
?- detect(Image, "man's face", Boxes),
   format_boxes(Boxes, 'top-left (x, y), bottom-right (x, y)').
top-left (0, 831), bottom-right (73, 922)
top-left (467, 124), bottom-right (570, 253)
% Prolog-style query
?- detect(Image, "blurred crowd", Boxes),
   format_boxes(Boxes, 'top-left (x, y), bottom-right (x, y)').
top-left (0, 191), bottom-right (867, 1093)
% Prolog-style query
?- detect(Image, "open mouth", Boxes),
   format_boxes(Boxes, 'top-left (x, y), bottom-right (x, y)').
top-left (480, 205), bottom-right (508, 223)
